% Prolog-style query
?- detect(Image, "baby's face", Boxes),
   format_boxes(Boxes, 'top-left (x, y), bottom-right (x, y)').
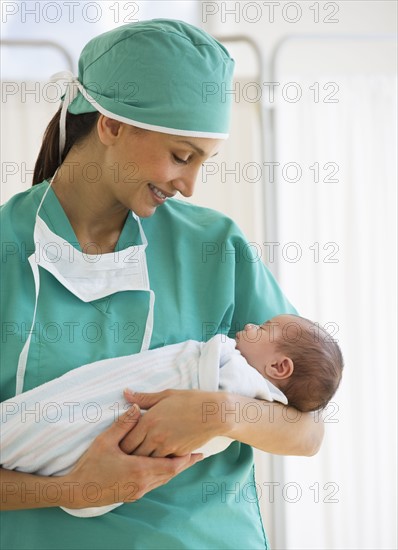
top-left (235, 315), bottom-right (302, 375)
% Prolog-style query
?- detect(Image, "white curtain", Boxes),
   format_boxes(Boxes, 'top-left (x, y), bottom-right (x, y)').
top-left (1, 82), bottom-right (59, 202)
top-left (266, 73), bottom-right (397, 549)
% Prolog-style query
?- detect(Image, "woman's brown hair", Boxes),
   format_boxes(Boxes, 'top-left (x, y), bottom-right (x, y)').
top-left (32, 109), bottom-right (99, 186)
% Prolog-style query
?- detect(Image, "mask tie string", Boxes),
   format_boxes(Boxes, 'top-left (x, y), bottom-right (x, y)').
top-left (50, 71), bottom-right (81, 164)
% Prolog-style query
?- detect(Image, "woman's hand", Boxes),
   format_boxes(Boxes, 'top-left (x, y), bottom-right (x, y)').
top-left (120, 389), bottom-right (223, 457)
top-left (122, 389), bottom-right (324, 458)
top-left (1, 406), bottom-right (203, 512)
top-left (63, 405), bottom-right (203, 510)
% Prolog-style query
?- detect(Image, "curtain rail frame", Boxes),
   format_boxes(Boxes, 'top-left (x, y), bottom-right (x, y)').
top-left (1, 39), bottom-right (74, 72)
top-left (215, 32), bottom-right (396, 280)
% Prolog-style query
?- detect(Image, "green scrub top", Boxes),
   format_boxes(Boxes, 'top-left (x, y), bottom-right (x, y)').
top-left (1, 181), bottom-right (296, 550)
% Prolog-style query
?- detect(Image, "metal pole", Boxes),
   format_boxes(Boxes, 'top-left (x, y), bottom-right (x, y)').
top-left (1, 39), bottom-right (74, 72)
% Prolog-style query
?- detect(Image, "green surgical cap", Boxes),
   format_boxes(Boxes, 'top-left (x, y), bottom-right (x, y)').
top-left (62, 19), bottom-right (235, 139)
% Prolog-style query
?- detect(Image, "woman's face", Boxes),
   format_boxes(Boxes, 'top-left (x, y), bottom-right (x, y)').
top-left (100, 119), bottom-right (223, 218)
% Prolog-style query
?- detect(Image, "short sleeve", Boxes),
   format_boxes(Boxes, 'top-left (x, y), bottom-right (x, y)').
top-left (228, 225), bottom-right (297, 337)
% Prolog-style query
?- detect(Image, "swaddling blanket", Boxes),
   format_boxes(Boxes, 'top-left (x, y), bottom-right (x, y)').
top-left (1, 335), bottom-right (287, 517)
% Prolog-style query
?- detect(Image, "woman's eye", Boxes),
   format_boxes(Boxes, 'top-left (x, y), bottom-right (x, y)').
top-left (172, 154), bottom-right (189, 165)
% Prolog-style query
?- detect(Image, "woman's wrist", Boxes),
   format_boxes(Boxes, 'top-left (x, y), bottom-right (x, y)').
top-left (56, 472), bottom-right (87, 509)
top-left (202, 391), bottom-right (239, 439)
top-left (210, 393), bottom-right (325, 456)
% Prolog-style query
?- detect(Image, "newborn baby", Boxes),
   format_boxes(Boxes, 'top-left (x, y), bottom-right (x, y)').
top-left (235, 314), bottom-right (343, 413)
top-left (1, 314), bottom-right (343, 517)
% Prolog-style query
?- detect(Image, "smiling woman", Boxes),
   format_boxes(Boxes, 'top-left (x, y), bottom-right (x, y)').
top-left (0, 18), bottom-right (323, 550)
top-left (47, 121), bottom-right (223, 244)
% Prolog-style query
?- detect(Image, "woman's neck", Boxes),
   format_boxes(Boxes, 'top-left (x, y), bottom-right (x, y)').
top-left (51, 152), bottom-right (129, 253)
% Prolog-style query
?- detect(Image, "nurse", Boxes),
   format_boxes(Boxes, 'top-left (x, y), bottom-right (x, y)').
top-left (1, 19), bottom-right (323, 549)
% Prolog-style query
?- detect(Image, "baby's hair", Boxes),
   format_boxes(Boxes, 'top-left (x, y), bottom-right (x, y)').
top-left (275, 316), bottom-right (344, 413)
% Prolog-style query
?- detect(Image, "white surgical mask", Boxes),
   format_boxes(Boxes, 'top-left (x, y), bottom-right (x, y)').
top-left (15, 178), bottom-right (155, 395)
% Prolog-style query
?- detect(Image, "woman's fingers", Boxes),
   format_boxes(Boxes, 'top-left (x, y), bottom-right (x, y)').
top-left (118, 413), bottom-right (146, 454)
top-left (121, 390), bottom-right (168, 455)
top-left (128, 454), bottom-right (204, 501)
top-left (66, 406), bottom-right (205, 509)
top-left (124, 388), bottom-right (169, 409)
top-left (131, 442), bottom-right (159, 457)
top-left (121, 389), bottom-right (220, 458)
top-left (105, 405), bottom-right (141, 446)
top-left (67, 441), bottom-right (204, 508)
top-left (151, 454), bottom-right (204, 479)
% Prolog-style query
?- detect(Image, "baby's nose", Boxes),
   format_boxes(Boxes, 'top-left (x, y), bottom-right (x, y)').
top-left (244, 323), bottom-right (257, 330)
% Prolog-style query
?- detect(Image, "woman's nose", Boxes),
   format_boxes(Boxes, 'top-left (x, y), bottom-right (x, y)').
top-left (172, 166), bottom-right (201, 197)
top-left (173, 178), bottom-right (195, 197)
top-left (172, 176), bottom-right (196, 198)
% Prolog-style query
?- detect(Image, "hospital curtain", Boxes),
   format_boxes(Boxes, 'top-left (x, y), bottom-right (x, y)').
top-left (1, 82), bottom-right (58, 202)
top-left (258, 73), bottom-right (397, 549)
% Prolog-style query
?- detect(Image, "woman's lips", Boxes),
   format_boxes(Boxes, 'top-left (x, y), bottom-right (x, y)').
top-left (149, 183), bottom-right (175, 202)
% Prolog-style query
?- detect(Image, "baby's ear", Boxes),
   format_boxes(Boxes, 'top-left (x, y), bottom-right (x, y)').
top-left (266, 357), bottom-right (294, 380)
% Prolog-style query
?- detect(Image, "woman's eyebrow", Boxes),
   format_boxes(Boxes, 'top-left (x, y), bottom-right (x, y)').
top-left (174, 139), bottom-right (219, 158)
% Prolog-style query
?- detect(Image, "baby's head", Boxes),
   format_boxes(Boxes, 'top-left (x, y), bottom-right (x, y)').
top-left (235, 314), bottom-right (343, 412)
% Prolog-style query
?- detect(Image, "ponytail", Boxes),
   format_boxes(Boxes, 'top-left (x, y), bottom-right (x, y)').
top-left (32, 109), bottom-right (99, 186)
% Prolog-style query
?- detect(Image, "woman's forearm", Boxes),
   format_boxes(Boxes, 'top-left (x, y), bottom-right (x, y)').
top-left (124, 389), bottom-right (324, 458)
top-left (0, 468), bottom-right (73, 511)
top-left (214, 392), bottom-right (324, 456)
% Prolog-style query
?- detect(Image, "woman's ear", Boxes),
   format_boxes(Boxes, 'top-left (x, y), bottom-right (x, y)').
top-left (264, 357), bottom-right (294, 380)
top-left (97, 115), bottom-right (123, 145)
